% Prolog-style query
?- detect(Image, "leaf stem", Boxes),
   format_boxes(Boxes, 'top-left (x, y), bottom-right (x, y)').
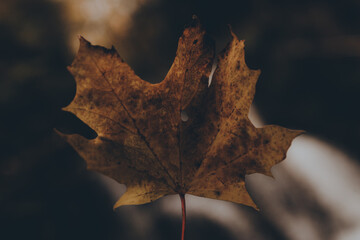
top-left (179, 193), bottom-right (186, 240)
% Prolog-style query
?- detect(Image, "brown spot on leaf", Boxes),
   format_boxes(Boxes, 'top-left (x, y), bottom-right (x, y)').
top-left (236, 60), bottom-right (240, 70)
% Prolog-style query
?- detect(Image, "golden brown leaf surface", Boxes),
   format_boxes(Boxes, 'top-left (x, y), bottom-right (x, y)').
top-left (59, 19), bottom-right (303, 209)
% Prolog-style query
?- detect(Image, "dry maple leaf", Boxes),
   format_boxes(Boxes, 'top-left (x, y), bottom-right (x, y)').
top-left (59, 18), bottom-right (303, 210)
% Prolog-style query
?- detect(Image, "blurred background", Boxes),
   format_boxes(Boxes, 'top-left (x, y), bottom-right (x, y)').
top-left (1, 0), bottom-right (360, 239)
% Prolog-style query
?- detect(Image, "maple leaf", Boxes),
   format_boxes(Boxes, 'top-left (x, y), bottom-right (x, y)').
top-left (58, 18), bottom-right (303, 210)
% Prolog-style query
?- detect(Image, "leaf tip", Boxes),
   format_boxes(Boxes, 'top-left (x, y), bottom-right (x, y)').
top-left (191, 14), bottom-right (200, 25)
top-left (226, 26), bottom-right (247, 52)
top-left (78, 35), bottom-right (86, 42)
top-left (66, 65), bottom-right (73, 73)
top-left (227, 24), bottom-right (238, 40)
top-left (78, 35), bottom-right (91, 48)
top-left (292, 129), bottom-right (306, 138)
top-left (113, 199), bottom-right (123, 210)
top-left (262, 169), bottom-right (275, 179)
top-left (186, 14), bottom-right (201, 30)
top-left (53, 128), bottom-right (66, 139)
top-left (61, 105), bottom-right (70, 112)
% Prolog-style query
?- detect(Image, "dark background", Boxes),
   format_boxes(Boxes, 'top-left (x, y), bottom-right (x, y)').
top-left (1, 0), bottom-right (359, 239)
